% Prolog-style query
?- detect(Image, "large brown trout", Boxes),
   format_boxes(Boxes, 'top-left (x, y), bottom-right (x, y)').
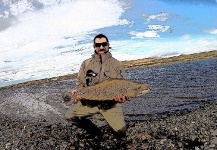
top-left (63, 78), bottom-right (150, 105)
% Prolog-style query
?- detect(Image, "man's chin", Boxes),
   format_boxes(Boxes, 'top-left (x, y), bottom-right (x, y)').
top-left (98, 51), bottom-right (108, 54)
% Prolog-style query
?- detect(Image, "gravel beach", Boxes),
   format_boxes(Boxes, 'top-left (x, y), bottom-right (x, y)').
top-left (0, 51), bottom-right (216, 149)
top-left (0, 101), bottom-right (216, 150)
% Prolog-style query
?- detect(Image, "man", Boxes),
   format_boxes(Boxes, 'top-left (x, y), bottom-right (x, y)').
top-left (65, 34), bottom-right (129, 138)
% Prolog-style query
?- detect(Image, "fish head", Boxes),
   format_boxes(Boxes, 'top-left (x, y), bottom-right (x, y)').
top-left (135, 83), bottom-right (150, 97)
top-left (124, 82), bottom-right (150, 97)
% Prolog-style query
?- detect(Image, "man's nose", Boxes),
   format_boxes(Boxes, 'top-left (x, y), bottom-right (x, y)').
top-left (100, 45), bottom-right (104, 48)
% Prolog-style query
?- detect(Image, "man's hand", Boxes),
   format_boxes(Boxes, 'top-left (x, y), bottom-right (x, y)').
top-left (113, 95), bottom-right (131, 103)
top-left (71, 89), bottom-right (82, 104)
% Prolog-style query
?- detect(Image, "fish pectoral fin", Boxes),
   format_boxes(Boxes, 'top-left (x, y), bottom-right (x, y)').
top-left (63, 92), bottom-right (71, 100)
top-left (63, 91), bottom-right (76, 103)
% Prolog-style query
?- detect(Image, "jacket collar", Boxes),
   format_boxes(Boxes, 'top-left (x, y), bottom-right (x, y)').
top-left (92, 51), bottom-right (112, 64)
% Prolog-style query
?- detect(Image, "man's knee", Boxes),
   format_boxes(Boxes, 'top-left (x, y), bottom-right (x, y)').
top-left (114, 126), bottom-right (126, 138)
top-left (111, 123), bottom-right (126, 135)
top-left (64, 114), bottom-right (82, 126)
top-left (117, 126), bottom-right (126, 134)
top-left (64, 113), bottom-right (70, 120)
top-left (64, 111), bottom-right (76, 120)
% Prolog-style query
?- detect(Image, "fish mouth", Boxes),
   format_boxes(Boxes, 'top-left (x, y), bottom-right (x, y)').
top-left (136, 89), bottom-right (150, 97)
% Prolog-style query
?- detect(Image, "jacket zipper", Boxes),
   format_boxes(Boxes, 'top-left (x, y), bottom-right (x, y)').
top-left (98, 54), bottom-right (102, 82)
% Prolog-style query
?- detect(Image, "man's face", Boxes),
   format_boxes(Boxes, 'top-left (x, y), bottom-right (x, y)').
top-left (94, 37), bottom-right (109, 54)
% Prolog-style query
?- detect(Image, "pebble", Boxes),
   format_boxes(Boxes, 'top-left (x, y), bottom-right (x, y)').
top-left (0, 99), bottom-right (216, 150)
top-left (211, 137), bottom-right (217, 145)
top-left (209, 144), bottom-right (216, 148)
top-left (79, 143), bottom-right (84, 147)
top-left (5, 143), bottom-right (11, 149)
top-left (160, 139), bottom-right (167, 144)
top-left (211, 130), bottom-right (217, 136)
top-left (195, 146), bottom-right (200, 150)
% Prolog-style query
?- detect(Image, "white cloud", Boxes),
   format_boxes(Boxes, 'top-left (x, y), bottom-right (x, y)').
top-left (149, 37), bottom-right (217, 57)
top-left (0, 11), bottom-right (9, 18)
top-left (0, 0), bottom-right (128, 86)
top-left (113, 36), bottom-right (217, 59)
top-left (148, 25), bottom-right (172, 32)
top-left (181, 34), bottom-right (191, 39)
top-left (119, 18), bottom-right (134, 26)
top-left (0, 0), bottom-right (125, 51)
top-left (204, 28), bottom-right (217, 34)
top-left (129, 31), bottom-right (160, 38)
top-left (129, 25), bottom-right (172, 39)
top-left (145, 12), bottom-right (173, 23)
top-left (9, 0), bottom-right (35, 15)
top-left (1, 0), bottom-right (75, 16)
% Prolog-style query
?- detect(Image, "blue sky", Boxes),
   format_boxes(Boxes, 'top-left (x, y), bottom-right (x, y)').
top-left (0, 0), bottom-right (217, 87)
top-left (98, 0), bottom-right (217, 40)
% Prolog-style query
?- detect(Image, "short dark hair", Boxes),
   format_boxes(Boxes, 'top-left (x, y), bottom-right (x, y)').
top-left (93, 34), bottom-right (109, 44)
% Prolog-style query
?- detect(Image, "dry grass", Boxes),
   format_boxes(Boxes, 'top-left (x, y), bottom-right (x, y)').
top-left (122, 50), bottom-right (217, 70)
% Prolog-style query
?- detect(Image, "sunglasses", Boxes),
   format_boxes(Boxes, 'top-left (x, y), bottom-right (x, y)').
top-left (94, 42), bottom-right (108, 47)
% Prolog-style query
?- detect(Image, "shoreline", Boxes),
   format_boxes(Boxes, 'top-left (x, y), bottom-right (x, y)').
top-left (0, 50), bottom-right (216, 90)
top-left (0, 50), bottom-right (216, 149)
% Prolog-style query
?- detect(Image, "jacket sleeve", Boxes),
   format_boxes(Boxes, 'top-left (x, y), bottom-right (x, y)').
top-left (77, 61), bottom-right (87, 88)
top-left (110, 58), bottom-right (126, 79)
top-left (118, 62), bottom-right (126, 79)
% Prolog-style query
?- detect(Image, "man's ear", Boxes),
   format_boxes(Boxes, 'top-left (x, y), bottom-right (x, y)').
top-left (108, 42), bottom-right (111, 49)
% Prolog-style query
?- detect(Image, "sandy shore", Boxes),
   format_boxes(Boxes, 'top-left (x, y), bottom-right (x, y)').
top-left (0, 50), bottom-right (217, 149)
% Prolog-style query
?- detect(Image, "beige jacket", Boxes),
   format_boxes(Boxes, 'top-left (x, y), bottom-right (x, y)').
top-left (77, 51), bottom-right (126, 88)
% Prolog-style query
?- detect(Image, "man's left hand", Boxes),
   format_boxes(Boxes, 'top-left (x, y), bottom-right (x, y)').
top-left (113, 95), bottom-right (131, 103)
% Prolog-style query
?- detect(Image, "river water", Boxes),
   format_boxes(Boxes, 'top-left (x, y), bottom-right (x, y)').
top-left (0, 58), bottom-right (216, 123)
top-left (124, 58), bottom-right (217, 120)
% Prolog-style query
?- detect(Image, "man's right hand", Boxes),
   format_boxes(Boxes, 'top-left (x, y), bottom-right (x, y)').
top-left (71, 89), bottom-right (82, 104)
